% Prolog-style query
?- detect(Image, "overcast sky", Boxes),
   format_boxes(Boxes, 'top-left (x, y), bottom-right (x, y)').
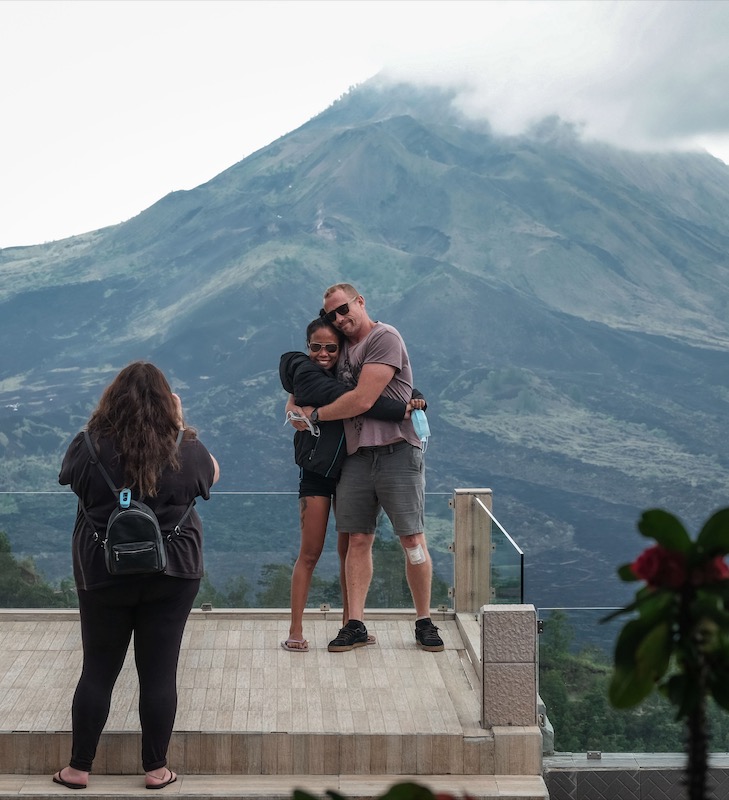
top-left (2, 0), bottom-right (729, 249)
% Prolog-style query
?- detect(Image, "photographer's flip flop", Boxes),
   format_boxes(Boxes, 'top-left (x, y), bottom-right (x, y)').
top-left (53, 770), bottom-right (87, 790)
top-left (146, 769), bottom-right (177, 790)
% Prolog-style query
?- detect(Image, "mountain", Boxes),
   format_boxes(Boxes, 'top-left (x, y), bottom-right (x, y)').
top-left (2, 80), bottom-right (729, 609)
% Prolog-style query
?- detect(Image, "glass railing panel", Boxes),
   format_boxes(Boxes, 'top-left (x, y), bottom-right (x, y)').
top-left (471, 496), bottom-right (523, 604)
top-left (0, 491), bottom-right (456, 610)
top-left (348, 491), bottom-right (453, 609)
top-left (537, 607), bottom-right (729, 754)
top-left (198, 491), bottom-right (455, 609)
top-left (491, 519), bottom-right (523, 604)
top-left (0, 491), bottom-right (77, 606)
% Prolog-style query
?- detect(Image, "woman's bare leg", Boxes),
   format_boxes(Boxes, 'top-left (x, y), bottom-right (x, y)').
top-left (288, 495), bottom-right (330, 643)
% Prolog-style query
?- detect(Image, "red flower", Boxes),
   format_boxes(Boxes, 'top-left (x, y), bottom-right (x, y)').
top-left (699, 555), bottom-right (729, 584)
top-left (631, 545), bottom-right (687, 589)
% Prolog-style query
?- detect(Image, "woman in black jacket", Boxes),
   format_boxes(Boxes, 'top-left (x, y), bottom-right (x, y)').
top-left (54, 362), bottom-right (219, 790)
top-left (278, 318), bottom-right (423, 652)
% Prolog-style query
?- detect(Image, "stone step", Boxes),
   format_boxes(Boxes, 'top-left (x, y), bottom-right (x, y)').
top-left (0, 730), bottom-right (496, 777)
top-left (0, 773), bottom-right (549, 800)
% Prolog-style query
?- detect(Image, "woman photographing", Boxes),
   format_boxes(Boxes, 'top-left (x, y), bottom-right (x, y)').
top-left (54, 361), bottom-right (219, 790)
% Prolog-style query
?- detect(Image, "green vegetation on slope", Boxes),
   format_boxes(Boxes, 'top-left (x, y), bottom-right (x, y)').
top-left (0, 530), bottom-right (76, 607)
top-left (540, 611), bottom-right (729, 752)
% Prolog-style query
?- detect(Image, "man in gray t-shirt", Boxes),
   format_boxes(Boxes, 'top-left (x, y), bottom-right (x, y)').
top-left (336, 321), bottom-right (421, 453)
top-left (300, 282), bottom-right (444, 654)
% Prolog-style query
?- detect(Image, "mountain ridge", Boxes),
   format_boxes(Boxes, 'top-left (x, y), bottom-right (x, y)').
top-left (2, 79), bottom-right (728, 608)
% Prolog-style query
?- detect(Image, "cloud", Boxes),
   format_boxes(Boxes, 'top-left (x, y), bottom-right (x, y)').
top-left (2, 0), bottom-right (729, 248)
top-left (380, 0), bottom-right (729, 155)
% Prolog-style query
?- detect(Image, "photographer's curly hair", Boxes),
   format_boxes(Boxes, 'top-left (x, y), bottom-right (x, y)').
top-left (87, 361), bottom-right (186, 497)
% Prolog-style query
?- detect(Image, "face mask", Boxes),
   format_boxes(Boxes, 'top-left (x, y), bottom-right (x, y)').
top-left (411, 409), bottom-right (430, 452)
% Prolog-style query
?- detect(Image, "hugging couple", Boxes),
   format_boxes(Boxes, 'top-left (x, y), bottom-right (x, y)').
top-left (279, 282), bottom-right (443, 654)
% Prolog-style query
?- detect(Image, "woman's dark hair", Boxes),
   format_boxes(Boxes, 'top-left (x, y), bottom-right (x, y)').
top-left (87, 361), bottom-right (184, 496)
top-left (305, 317), bottom-right (345, 346)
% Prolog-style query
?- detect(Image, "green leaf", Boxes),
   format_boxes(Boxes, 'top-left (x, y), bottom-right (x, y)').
top-left (634, 588), bottom-right (675, 621)
top-left (608, 663), bottom-right (655, 708)
top-left (602, 602), bottom-right (641, 624)
top-left (617, 563), bottom-right (639, 582)
top-left (603, 586), bottom-right (674, 626)
top-left (696, 508), bottom-right (729, 556)
top-left (613, 618), bottom-right (663, 671)
top-left (637, 509), bottom-right (691, 552)
top-left (612, 620), bottom-right (641, 670)
top-left (634, 621), bottom-right (672, 681)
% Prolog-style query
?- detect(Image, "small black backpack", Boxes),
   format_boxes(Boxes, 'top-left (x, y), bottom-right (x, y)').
top-left (80, 430), bottom-right (194, 576)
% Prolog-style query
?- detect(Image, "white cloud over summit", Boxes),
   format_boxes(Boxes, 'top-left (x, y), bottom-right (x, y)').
top-left (1, 0), bottom-right (728, 248)
top-left (381, 1), bottom-right (729, 155)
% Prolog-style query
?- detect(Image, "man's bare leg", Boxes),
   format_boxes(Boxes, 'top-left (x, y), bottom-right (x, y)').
top-left (400, 533), bottom-right (432, 618)
top-left (400, 533), bottom-right (444, 651)
top-left (327, 532), bottom-right (374, 652)
top-left (344, 532), bottom-right (374, 622)
top-left (337, 532), bottom-right (349, 625)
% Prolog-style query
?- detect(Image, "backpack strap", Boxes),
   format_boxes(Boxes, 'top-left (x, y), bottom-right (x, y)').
top-left (81, 430), bottom-right (121, 545)
top-left (78, 499), bottom-right (100, 542)
top-left (169, 499), bottom-right (196, 540)
top-left (83, 429), bottom-right (119, 497)
top-left (168, 427), bottom-right (196, 538)
top-left (83, 428), bottom-right (195, 537)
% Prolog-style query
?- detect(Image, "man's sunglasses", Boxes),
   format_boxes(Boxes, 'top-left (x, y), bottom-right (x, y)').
top-left (319, 296), bottom-right (358, 324)
top-left (308, 342), bottom-right (339, 353)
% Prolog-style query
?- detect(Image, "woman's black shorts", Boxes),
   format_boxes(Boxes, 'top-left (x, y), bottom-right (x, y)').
top-left (298, 467), bottom-right (337, 499)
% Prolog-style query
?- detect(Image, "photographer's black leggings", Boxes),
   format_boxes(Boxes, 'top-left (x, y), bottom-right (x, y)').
top-left (70, 575), bottom-right (200, 773)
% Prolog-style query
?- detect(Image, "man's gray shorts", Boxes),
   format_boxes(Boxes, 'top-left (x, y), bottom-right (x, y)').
top-left (334, 440), bottom-right (425, 536)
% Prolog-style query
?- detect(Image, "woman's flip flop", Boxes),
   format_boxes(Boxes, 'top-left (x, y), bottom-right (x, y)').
top-left (281, 638), bottom-right (309, 652)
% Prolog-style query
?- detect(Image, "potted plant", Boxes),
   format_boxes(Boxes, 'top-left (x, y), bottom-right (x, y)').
top-left (606, 508), bottom-right (729, 800)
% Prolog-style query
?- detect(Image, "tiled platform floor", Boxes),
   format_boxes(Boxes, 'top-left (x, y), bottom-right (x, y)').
top-left (0, 609), bottom-right (548, 799)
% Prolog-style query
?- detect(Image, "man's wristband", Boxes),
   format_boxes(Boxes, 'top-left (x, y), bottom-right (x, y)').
top-left (310, 408), bottom-right (320, 423)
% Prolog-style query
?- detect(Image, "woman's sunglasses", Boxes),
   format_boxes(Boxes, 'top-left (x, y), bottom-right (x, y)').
top-left (308, 342), bottom-right (339, 353)
top-left (319, 296), bottom-right (358, 324)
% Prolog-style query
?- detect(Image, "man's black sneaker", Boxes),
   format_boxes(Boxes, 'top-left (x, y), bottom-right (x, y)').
top-left (328, 620), bottom-right (369, 652)
top-left (415, 618), bottom-right (444, 652)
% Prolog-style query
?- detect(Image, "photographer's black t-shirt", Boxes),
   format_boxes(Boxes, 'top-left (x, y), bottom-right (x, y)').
top-left (59, 431), bottom-right (216, 590)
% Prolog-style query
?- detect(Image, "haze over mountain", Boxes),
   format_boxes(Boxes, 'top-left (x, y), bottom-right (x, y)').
top-left (2, 80), bottom-right (729, 608)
